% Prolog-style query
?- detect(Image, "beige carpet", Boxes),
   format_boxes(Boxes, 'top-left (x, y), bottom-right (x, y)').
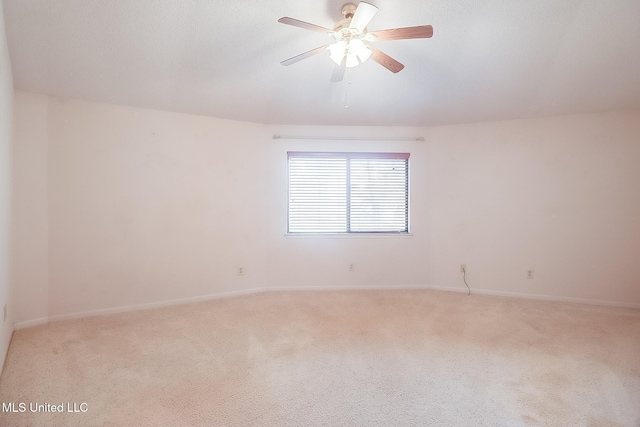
top-left (1, 290), bottom-right (639, 426)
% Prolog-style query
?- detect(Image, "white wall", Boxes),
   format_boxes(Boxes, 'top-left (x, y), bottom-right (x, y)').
top-left (264, 126), bottom-right (429, 290)
top-left (265, 114), bottom-right (640, 304)
top-left (0, 1), bottom-right (14, 372)
top-left (11, 92), bottom-right (640, 325)
top-left (47, 98), bottom-right (271, 316)
top-left (425, 112), bottom-right (640, 303)
top-left (11, 92), bottom-right (48, 325)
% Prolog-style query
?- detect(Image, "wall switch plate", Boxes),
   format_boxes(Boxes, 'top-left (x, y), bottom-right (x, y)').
top-left (349, 264), bottom-right (355, 272)
top-left (237, 267), bottom-right (244, 276)
top-left (527, 269), bottom-right (534, 279)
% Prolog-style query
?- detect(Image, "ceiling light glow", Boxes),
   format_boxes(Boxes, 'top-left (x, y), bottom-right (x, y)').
top-left (328, 38), bottom-right (372, 68)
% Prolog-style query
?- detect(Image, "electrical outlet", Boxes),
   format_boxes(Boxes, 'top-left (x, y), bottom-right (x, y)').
top-left (237, 267), bottom-right (244, 276)
top-left (460, 264), bottom-right (466, 273)
top-left (349, 264), bottom-right (355, 272)
top-left (527, 269), bottom-right (534, 279)
top-left (3, 304), bottom-right (6, 323)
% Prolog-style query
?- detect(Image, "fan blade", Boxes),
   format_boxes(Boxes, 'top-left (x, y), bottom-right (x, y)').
top-left (278, 17), bottom-right (333, 34)
top-left (349, 2), bottom-right (378, 32)
top-left (281, 45), bottom-right (329, 66)
top-left (368, 46), bottom-right (404, 73)
top-left (368, 25), bottom-right (433, 41)
top-left (331, 57), bottom-right (347, 82)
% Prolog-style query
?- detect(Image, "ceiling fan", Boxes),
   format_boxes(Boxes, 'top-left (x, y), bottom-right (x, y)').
top-left (278, 2), bottom-right (433, 82)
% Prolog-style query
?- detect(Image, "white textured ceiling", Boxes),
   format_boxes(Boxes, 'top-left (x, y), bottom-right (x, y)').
top-left (3, 0), bottom-right (640, 126)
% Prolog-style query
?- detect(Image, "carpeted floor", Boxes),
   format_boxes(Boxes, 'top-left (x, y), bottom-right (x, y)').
top-left (1, 290), bottom-right (639, 426)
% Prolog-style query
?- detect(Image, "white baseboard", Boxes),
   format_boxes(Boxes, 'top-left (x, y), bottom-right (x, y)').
top-left (269, 284), bottom-right (431, 292)
top-left (47, 285), bottom-right (430, 324)
top-left (47, 287), bottom-right (270, 323)
top-left (429, 285), bottom-right (640, 309)
top-left (0, 327), bottom-right (14, 378)
top-left (14, 317), bottom-right (49, 330)
top-left (13, 284), bottom-right (639, 330)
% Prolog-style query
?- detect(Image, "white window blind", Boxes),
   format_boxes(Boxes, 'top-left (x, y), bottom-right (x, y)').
top-left (288, 152), bottom-right (409, 234)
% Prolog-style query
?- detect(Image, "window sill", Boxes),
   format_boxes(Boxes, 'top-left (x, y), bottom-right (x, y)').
top-left (284, 233), bottom-right (413, 239)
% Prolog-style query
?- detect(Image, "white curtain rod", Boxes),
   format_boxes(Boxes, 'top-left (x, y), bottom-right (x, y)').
top-left (272, 134), bottom-right (424, 142)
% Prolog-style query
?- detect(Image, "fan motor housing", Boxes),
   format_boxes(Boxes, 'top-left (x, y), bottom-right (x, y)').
top-left (333, 18), bottom-right (352, 32)
top-left (341, 3), bottom-right (357, 19)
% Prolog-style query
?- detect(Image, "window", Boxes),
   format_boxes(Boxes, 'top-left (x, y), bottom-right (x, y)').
top-left (288, 152), bottom-right (409, 234)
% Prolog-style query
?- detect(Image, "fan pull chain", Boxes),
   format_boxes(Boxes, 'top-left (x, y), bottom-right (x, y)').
top-left (343, 81), bottom-right (351, 108)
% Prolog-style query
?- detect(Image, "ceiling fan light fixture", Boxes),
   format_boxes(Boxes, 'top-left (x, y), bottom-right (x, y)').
top-left (328, 41), bottom-right (347, 65)
top-left (350, 38), bottom-right (372, 64)
top-left (328, 38), bottom-right (371, 68)
top-left (278, 2), bottom-right (433, 80)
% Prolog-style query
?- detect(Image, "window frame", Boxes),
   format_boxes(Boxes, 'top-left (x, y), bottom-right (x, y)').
top-left (287, 151), bottom-right (410, 235)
